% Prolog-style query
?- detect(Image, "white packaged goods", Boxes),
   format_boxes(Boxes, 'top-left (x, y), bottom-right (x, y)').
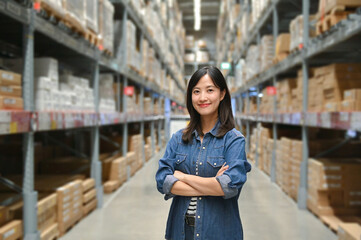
top-left (126, 20), bottom-right (136, 67)
top-left (260, 35), bottom-right (274, 72)
top-left (245, 45), bottom-right (261, 81)
top-left (235, 59), bottom-right (246, 88)
top-left (34, 58), bottom-right (59, 82)
top-left (99, 0), bottom-right (114, 53)
top-left (99, 74), bottom-right (116, 112)
top-left (114, 20), bottom-right (123, 60)
top-left (36, 90), bottom-right (52, 103)
top-left (35, 77), bottom-right (52, 91)
top-left (196, 51), bottom-right (209, 63)
top-left (63, 0), bottom-right (86, 32)
top-left (289, 15), bottom-right (316, 51)
top-left (36, 0), bottom-right (66, 17)
top-left (185, 35), bottom-right (195, 49)
top-left (85, 0), bottom-right (98, 33)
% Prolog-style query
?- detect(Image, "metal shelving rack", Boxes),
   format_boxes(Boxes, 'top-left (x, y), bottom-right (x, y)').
top-left (223, 0), bottom-right (361, 212)
top-left (0, 0), bottom-right (184, 239)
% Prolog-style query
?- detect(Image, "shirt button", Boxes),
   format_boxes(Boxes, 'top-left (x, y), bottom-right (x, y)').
top-left (197, 234), bottom-right (200, 237)
top-left (198, 216), bottom-right (200, 218)
top-left (214, 163), bottom-right (216, 166)
top-left (199, 197), bottom-right (202, 200)
top-left (202, 147), bottom-right (205, 149)
top-left (200, 162), bottom-right (202, 165)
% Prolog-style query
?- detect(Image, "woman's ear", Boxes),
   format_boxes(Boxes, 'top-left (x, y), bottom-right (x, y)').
top-left (220, 90), bottom-right (226, 101)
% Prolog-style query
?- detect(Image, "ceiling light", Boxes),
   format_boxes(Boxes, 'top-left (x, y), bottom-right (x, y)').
top-left (194, 0), bottom-right (201, 31)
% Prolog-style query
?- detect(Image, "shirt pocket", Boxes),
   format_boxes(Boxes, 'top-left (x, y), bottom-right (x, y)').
top-left (174, 153), bottom-right (188, 173)
top-left (206, 156), bottom-right (225, 177)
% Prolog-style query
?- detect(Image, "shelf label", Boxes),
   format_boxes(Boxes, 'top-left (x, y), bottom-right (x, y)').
top-left (124, 86), bottom-right (134, 96)
top-left (266, 86), bottom-right (276, 96)
top-left (306, 113), bottom-right (318, 126)
top-left (51, 120), bottom-right (57, 129)
top-left (9, 122), bottom-right (17, 133)
top-left (321, 113), bottom-right (331, 128)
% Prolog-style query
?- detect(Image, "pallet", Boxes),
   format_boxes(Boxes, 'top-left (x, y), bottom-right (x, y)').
top-left (85, 29), bottom-right (100, 47)
top-left (103, 48), bottom-right (114, 57)
top-left (34, 0), bottom-right (65, 23)
top-left (318, 1), bottom-right (361, 19)
top-left (316, 6), bottom-right (352, 36)
top-left (59, 217), bottom-right (82, 237)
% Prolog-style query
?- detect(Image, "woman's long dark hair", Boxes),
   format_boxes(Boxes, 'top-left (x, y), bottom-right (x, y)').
top-left (182, 66), bottom-right (235, 143)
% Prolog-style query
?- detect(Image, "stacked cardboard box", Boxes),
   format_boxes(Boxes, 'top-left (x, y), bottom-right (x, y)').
top-left (244, 45), bottom-right (261, 81)
top-left (252, 0), bottom-right (271, 27)
top-left (128, 134), bottom-right (143, 175)
top-left (279, 137), bottom-right (292, 194)
top-left (108, 156), bottom-right (127, 186)
top-left (317, 63), bottom-right (361, 111)
top-left (341, 89), bottom-right (361, 111)
top-left (38, 194), bottom-right (58, 238)
top-left (99, 74), bottom-right (116, 112)
top-left (275, 139), bottom-right (283, 187)
top-left (289, 140), bottom-right (303, 200)
top-left (338, 223), bottom-right (361, 240)
top-left (0, 220), bottom-right (22, 240)
top-left (98, 0), bottom-right (114, 54)
top-left (63, 0), bottom-right (86, 33)
top-left (260, 35), bottom-right (274, 72)
top-left (308, 158), bottom-right (361, 217)
top-left (274, 34), bottom-right (290, 63)
top-left (82, 179), bottom-right (97, 216)
top-left (276, 78), bottom-right (297, 113)
top-left (0, 70), bottom-right (23, 110)
top-left (290, 73), bottom-right (303, 112)
top-left (57, 180), bottom-right (83, 236)
top-left (308, 76), bottom-right (324, 112)
top-left (259, 88), bottom-right (274, 114)
top-left (289, 15), bottom-right (316, 52)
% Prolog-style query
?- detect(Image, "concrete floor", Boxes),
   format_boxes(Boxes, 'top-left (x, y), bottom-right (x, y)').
top-left (60, 149), bottom-right (336, 240)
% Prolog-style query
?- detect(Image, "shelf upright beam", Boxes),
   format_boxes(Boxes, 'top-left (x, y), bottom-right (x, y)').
top-left (158, 96), bottom-right (163, 149)
top-left (151, 93), bottom-right (156, 156)
top-left (22, 9), bottom-right (40, 240)
top-left (298, 0), bottom-right (310, 210)
top-left (245, 91), bottom-right (250, 154)
top-left (120, 7), bottom-right (128, 70)
top-left (122, 77), bottom-right (130, 179)
top-left (91, 61), bottom-right (103, 208)
top-left (140, 86), bottom-right (145, 164)
top-left (165, 97), bottom-right (171, 142)
top-left (271, 6), bottom-right (279, 183)
top-left (116, 74), bottom-right (121, 112)
top-left (255, 85), bottom-right (260, 167)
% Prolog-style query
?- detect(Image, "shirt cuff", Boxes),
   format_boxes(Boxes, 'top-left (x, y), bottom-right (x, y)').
top-left (163, 175), bottom-right (179, 200)
top-left (216, 175), bottom-right (238, 199)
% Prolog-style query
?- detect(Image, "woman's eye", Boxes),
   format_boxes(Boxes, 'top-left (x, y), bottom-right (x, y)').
top-left (193, 90), bottom-right (199, 94)
top-left (208, 89), bottom-right (214, 93)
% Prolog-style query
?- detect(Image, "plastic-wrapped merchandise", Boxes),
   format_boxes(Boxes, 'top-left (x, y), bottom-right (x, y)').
top-left (85, 0), bottom-right (98, 33)
top-left (245, 45), bottom-right (261, 81)
top-left (289, 15), bottom-right (316, 52)
top-left (63, 0), bottom-right (86, 33)
top-left (235, 59), bottom-right (246, 89)
top-left (141, 40), bottom-right (149, 77)
top-left (126, 20), bottom-right (136, 67)
top-left (260, 35), bottom-right (274, 72)
top-left (196, 51), bottom-right (209, 63)
top-left (99, 0), bottom-right (114, 53)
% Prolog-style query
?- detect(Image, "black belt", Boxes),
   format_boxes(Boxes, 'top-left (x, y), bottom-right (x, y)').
top-left (185, 215), bottom-right (195, 227)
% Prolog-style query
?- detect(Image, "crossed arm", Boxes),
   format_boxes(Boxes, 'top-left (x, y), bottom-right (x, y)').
top-left (170, 163), bottom-right (229, 197)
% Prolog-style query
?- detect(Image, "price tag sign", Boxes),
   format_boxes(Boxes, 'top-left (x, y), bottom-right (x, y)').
top-left (51, 120), bottom-right (57, 129)
top-left (9, 122), bottom-right (17, 133)
top-left (124, 86), bottom-right (134, 96)
top-left (266, 86), bottom-right (277, 96)
top-left (321, 112), bottom-right (331, 128)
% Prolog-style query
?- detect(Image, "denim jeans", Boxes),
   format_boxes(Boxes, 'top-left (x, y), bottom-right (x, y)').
top-left (185, 222), bottom-right (194, 240)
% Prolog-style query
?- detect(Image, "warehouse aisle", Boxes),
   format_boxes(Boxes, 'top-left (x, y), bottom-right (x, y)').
top-left (60, 153), bottom-right (336, 240)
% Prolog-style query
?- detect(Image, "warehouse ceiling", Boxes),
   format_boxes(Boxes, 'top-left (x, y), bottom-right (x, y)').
top-left (177, 0), bottom-right (220, 60)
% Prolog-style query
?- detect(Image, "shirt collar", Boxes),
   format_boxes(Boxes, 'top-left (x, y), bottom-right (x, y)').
top-left (192, 119), bottom-right (220, 137)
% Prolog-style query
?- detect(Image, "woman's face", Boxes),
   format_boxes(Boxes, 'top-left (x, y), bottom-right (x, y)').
top-left (191, 74), bottom-right (225, 118)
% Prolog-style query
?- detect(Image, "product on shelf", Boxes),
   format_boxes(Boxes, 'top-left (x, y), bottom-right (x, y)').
top-left (260, 35), bottom-right (274, 72)
top-left (0, 96), bottom-right (24, 110)
top-left (0, 70), bottom-right (21, 86)
top-left (0, 220), bottom-right (23, 240)
top-left (195, 51), bottom-right (210, 63)
top-left (251, 0), bottom-right (271, 27)
top-left (342, 89), bottom-right (361, 111)
top-left (99, 74), bottom-right (116, 112)
top-left (82, 178), bottom-right (97, 216)
top-left (99, 0), bottom-right (114, 54)
top-left (184, 53), bottom-right (195, 63)
top-left (274, 33), bottom-right (290, 63)
top-left (85, 0), bottom-right (99, 34)
top-left (276, 78), bottom-right (297, 113)
top-left (63, 0), bottom-right (87, 34)
top-left (289, 15), bottom-right (316, 52)
top-left (185, 35), bottom-right (195, 49)
top-left (338, 223), bottom-right (361, 240)
top-left (0, 69), bottom-right (23, 110)
top-left (33, 0), bottom-right (66, 19)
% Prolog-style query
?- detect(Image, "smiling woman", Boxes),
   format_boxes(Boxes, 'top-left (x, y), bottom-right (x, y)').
top-left (155, 66), bottom-right (252, 240)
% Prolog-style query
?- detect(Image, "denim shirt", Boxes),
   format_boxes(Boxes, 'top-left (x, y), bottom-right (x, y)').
top-left (155, 121), bottom-right (252, 240)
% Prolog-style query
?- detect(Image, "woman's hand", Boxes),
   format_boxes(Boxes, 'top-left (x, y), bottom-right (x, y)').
top-left (174, 170), bottom-right (187, 181)
top-left (216, 163), bottom-right (229, 177)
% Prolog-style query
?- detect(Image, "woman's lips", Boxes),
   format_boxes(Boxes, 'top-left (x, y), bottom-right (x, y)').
top-left (199, 103), bottom-right (210, 108)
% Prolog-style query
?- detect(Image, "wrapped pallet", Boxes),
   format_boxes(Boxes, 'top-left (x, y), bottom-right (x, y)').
top-left (34, 0), bottom-right (66, 19)
top-left (63, 0), bottom-right (87, 33)
top-left (289, 15), bottom-right (316, 52)
top-left (260, 35), bottom-right (274, 72)
top-left (85, 0), bottom-right (98, 33)
top-left (99, 0), bottom-right (115, 54)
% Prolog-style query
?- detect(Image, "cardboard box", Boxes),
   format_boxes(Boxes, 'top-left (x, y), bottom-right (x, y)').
top-left (0, 70), bottom-right (21, 86)
top-left (341, 100), bottom-right (361, 111)
top-left (0, 86), bottom-right (22, 98)
top-left (82, 179), bottom-right (95, 193)
top-left (83, 198), bottom-right (97, 216)
top-left (0, 96), bottom-right (23, 110)
top-left (338, 223), bottom-right (361, 240)
top-left (344, 89), bottom-right (361, 101)
top-left (275, 33), bottom-right (291, 55)
top-left (83, 189), bottom-right (96, 204)
top-left (40, 223), bottom-right (59, 240)
top-left (0, 220), bottom-right (22, 240)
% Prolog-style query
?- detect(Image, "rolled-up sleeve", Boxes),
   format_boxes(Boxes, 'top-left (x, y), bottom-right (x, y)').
top-left (155, 134), bottom-right (178, 200)
top-left (222, 133), bottom-right (252, 194)
top-left (216, 174), bottom-right (238, 199)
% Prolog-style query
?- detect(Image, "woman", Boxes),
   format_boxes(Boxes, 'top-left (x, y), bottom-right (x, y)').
top-left (156, 66), bottom-right (251, 240)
